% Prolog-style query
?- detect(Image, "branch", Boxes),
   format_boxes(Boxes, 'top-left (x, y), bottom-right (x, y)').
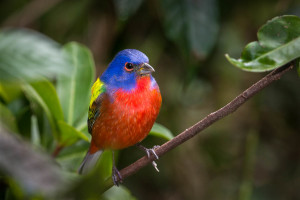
top-left (100, 63), bottom-right (294, 192)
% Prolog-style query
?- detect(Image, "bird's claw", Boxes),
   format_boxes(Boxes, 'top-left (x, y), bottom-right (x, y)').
top-left (112, 166), bottom-right (123, 186)
top-left (136, 144), bottom-right (160, 172)
top-left (151, 160), bottom-right (159, 172)
top-left (148, 145), bottom-right (160, 160)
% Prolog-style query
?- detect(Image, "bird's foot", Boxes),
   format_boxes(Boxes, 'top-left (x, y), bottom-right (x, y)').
top-left (112, 166), bottom-right (123, 186)
top-left (136, 144), bottom-right (160, 172)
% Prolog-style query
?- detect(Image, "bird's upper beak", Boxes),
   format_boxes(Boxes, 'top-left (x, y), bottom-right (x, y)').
top-left (137, 63), bottom-right (155, 76)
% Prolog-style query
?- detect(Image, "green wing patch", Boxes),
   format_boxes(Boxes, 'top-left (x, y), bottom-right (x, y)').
top-left (88, 78), bottom-right (106, 134)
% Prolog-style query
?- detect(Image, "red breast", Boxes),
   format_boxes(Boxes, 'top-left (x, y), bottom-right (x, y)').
top-left (90, 76), bottom-right (161, 152)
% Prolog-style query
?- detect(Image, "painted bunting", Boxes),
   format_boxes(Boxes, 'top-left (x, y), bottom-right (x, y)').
top-left (78, 49), bottom-right (162, 185)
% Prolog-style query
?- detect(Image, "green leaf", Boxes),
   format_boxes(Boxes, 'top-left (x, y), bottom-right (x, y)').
top-left (27, 80), bottom-right (64, 122)
top-left (149, 123), bottom-right (173, 140)
top-left (23, 78), bottom-right (90, 146)
top-left (96, 150), bottom-right (113, 181)
top-left (113, 0), bottom-right (144, 20)
top-left (160, 0), bottom-right (219, 59)
top-left (102, 185), bottom-right (137, 200)
top-left (57, 42), bottom-right (95, 127)
top-left (0, 102), bottom-right (18, 133)
top-left (0, 82), bottom-right (22, 103)
top-left (58, 120), bottom-right (89, 146)
top-left (65, 150), bottom-right (114, 199)
top-left (56, 141), bottom-right (89, 172)
top-left (22, 80), bottom-right (64, 140)
top-left (226, 15), bottom-right (300, 72)
top-left (0, 29), bottom-right (70, 82)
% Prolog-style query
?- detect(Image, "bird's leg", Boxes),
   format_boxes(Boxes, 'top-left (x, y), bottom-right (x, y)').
top-left (112, 151), bottom-right (123, 186)
top-left (136, 143), bottom-right (160, 172)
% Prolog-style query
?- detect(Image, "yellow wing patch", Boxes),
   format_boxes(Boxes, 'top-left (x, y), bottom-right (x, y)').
top-left (89, 78), bottom-right (105, 107)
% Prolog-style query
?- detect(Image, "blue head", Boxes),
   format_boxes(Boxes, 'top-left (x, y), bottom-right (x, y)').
top-left (100, 49), bottom-right (155, 91)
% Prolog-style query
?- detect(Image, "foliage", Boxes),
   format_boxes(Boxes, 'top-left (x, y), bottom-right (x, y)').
top-left (149, 123), bottom-right (173, 140)
top-left (57, 42), bottom-right (95, 128)
top-left (160, 0), bottom-right (219, 59)
top-left (0, 29), bottom-right (70, 81)
top-left (226, 15), bottom-right (300, 72)
top-left (0, 29), bottom-right (173, 199)
top-left (0, 0), bottom-right (300, 199)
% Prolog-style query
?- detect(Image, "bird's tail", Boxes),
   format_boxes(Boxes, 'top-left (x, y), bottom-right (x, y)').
top-left (78, 149), bottom-right (103, 174)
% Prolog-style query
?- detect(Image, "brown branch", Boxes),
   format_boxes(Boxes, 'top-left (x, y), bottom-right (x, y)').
top-left (100, 63), bottom-right (294, 193)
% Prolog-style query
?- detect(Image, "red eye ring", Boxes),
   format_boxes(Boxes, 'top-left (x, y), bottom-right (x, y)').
top-left (125, 62), bottom-right (134, 72)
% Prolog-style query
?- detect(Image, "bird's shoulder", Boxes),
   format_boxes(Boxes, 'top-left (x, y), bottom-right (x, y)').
top-left (88, 78), bottom-right (106, 133)
top-left (89, 78), bottom-right (106, 107)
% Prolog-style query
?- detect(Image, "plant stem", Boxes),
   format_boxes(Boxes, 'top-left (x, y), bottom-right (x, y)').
top-left (52, 145), bottom-right (64, 157)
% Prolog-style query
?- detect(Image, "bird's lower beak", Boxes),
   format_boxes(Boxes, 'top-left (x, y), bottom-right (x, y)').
top-left (137, 63), bottom-right (155, 76)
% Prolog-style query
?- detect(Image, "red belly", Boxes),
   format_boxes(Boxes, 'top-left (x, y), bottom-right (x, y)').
top-left (91, 78), bottom-right (161, 151)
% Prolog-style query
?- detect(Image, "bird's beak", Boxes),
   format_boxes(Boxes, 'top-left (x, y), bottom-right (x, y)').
top-left (137, 63), bottom-right (155, 76)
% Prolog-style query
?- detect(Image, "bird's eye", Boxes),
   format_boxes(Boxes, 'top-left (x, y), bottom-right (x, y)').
top-left (125, 62), bottom-right (134, 72)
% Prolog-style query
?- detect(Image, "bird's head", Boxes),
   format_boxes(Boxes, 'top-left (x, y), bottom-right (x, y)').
top-left (100, 49), bottom-right (155, 91)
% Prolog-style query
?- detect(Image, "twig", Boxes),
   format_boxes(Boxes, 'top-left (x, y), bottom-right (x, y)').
top-left (52, 144), bottom-right (64, 157)
top-left (100, 63), bottom-right (294, 193)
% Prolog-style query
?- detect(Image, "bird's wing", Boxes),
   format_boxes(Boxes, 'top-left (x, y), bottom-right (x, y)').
top-left (88, 78), bottom-right (106, 134)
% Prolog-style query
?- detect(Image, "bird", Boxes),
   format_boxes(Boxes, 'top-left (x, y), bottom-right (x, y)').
top-left (78, 49), bottom-right (162, 185)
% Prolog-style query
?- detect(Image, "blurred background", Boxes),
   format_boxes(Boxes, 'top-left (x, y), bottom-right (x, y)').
top-left (0, 0), bottom-right (300, 199)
